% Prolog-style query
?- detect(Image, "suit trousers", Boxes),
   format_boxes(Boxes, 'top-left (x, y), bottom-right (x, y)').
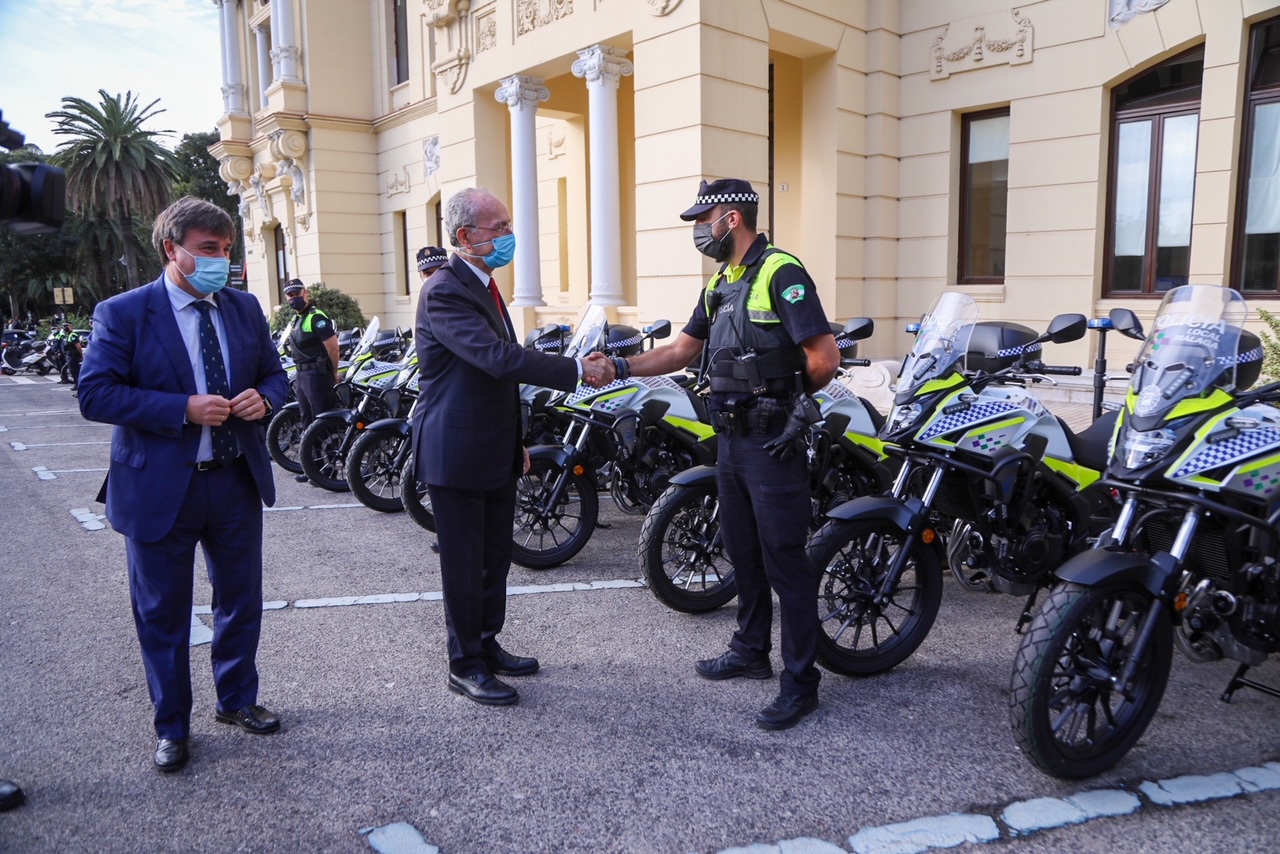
top-left (124, 458), bottom-right (264, 739)
top-left (717, 428), bottom-right (822, 697)
top-left (426, 477), bottom-right (518, 676)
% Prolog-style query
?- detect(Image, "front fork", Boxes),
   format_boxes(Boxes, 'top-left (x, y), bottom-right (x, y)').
top-left (869, 461), bottom-right (943, 604)
top-left (532, 421), bottom-right (593, 519)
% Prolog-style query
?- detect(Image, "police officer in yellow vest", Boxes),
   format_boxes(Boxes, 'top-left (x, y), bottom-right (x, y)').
top-left (603, 178), bottom-right (840, 730)
top-left (285, 279), bottom-right (340, 482)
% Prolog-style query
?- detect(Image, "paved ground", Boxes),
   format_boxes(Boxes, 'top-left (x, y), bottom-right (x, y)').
top-left (1, 375), bottom-right (1277, 853)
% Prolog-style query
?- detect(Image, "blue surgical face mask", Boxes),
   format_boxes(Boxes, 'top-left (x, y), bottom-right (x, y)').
top-left (176, 244), bottom-right (230, 295)
top-left (472, 232), bottom-right (516, 269)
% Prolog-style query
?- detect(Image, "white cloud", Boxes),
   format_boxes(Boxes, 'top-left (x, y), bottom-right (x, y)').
top-left (0, 0), bottom-right (223, 154)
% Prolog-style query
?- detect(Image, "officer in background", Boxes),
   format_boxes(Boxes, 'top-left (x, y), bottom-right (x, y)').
top-left (417, 245), bottom-right (448, 283)
top-left (598, 178), bottom-right (839, 731)
top-left (285, 279), bottom-right (340, 484)
top-left (63, 322), bottom-right (83, 394)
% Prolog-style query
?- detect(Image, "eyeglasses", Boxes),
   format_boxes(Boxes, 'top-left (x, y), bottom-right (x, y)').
top-left (466, 221), bottom-right (513, 235)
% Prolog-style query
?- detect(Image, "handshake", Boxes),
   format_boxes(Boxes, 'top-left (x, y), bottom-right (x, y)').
top-left (578, 351), bottom-right (620, 388)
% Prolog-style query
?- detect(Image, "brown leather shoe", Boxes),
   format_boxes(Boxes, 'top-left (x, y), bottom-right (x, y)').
top-left (215, 704), bottom-right (281, 734)
top-left (153, 738), bottom-right (189, 773)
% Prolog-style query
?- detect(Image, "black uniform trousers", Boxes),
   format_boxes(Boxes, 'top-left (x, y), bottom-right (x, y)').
top-left (294, 365), bottom-right (336, 427)
top-left (426, 477), bottom-right (518, 676)
top-left (717, 421), bottom-right (821, 697)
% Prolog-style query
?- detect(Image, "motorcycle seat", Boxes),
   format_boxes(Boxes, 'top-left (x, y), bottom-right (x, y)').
top-left (1056, 410), bottom-right (1118, 474)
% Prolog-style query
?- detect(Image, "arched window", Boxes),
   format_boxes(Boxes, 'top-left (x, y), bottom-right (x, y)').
top-left (1104, 46), bottom-right (1203, 295)
top-left (1234, 17), bottom-right (1280, 294)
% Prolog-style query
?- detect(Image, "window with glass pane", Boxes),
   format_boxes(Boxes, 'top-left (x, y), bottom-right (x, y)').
top-left (392, 0), bottom-right (409, 85)
top-left (1105, 47), bottom-right (1203, 295)
top-left (959, 110), bottom-right (1009, 283)
top-left (1235, 18), bottom-right (1280, 293)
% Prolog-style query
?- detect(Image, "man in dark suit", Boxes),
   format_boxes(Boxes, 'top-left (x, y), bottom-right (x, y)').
top-left (78, 197), bottom-right (289, 772)
top-left (413, 187), bottom-right (613, 706)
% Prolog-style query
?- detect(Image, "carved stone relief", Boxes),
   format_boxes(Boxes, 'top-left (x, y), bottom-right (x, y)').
top-left (644, 0), bottom-right (681, 14)
top-left (424, 135), bottom-right (441, 178)
top-left (517, 0), bottom-right (572, 37)
top-left (387, 167), bottom-right (411, 197)
top-left (931, 8), bottom-right (1034, 80)
top-left (429, 0), bottom-right (473, 95)
top-left (1109, 0), bottom-right (1172, 29)
top-left (476, 12), bottom-right (497, 53)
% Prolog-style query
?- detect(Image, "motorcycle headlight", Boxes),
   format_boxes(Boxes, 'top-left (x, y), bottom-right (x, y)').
top-left (1116, 425), bottom-right (1177, 470)
top-left (887, 402), bottom-right (924, 435)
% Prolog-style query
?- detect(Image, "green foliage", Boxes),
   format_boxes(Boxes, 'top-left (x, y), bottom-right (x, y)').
top-left (268, 283), bottom-right (367, 334)
top-left (172, 130), bottom-right (242, 263)
top-left (1258, 307), bottom-right (1280, 383)
top-left (36, 312), bottom-right (95, 339)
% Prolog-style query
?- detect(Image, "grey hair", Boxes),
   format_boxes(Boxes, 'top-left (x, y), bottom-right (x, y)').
top-left (151, 196), bottom-right (236, 260)
top-left (444, 187), bottom-right (490, 247)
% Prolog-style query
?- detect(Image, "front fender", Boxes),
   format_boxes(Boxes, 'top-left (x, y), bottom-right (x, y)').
top-left (1054, 547), bottom-right (1179, 597)
top-left (362, 416), bottom-right (410, 437)
top-left (527, 443), bottom-right (581, 469)
top-left (822, 493), bottom-right (925, 530)
top-left (667, 464), bottom-right (717, 488)
top-left (312, 408), bottom-right (357, 425)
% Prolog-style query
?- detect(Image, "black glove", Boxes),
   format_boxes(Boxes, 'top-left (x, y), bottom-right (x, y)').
top-left (762, 395), bottom-right (822, 462)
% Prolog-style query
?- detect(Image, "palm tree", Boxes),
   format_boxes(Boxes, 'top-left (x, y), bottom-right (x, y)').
top-left (46, 90), bottom-right (181, 289)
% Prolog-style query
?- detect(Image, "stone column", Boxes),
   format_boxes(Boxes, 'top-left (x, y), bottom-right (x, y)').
top-left (214, 0), bottom-right (246, 114)
top-left (269, 0), bottom-right (300, 83)
top-left (254, 24), bottom-right (272, 109)
top-left (572, 44), bottom-right (633, 306)
top-left (496, 76), bottom-right (550, 307)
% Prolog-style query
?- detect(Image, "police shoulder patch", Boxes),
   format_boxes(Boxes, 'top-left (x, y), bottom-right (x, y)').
top-left (782, 284), bottom-right (806, 304)
top-left (315, 318), bottom-right (328, 329)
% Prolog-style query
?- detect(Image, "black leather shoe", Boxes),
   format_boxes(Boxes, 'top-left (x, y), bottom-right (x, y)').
top-left (153, 738), bottom-right (189, 773)
top-left (215, 704), bottom-right (281, 734)
top-left (695, 650), bottom-right (773, 681)
top-left (0, 780), bottom-right (25, 810)
top-left (294, 474), bottom-right (309, 483)
top-left (755, 693), bottom-right (819, 731)
top-left (448, 671), bottom-right (518, 706)
top-left (484, 643), bottom-right (539, 677)
top-left (430, 541), bottom-right (440, 554)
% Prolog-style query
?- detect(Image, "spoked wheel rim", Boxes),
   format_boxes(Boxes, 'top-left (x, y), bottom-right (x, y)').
top-left (819, 531), bottom-right (925, 655)
top-left (514, 468), bottom-right (587, 551)
top-left (360, 441), bottom-right (401, 501)
top-left (661, 492), bottom-right (729, 595)
top-left (301, 422), bottom-right (351, 489)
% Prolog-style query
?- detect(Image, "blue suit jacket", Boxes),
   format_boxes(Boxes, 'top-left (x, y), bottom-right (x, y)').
top-left (412, 255), bottom-right (579, 491)
top-left (78, 277), bottom-right (289, 542)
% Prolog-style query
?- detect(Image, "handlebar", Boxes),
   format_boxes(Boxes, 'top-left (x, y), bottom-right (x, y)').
top-left (1035, 364), bottom-right (1082, 376)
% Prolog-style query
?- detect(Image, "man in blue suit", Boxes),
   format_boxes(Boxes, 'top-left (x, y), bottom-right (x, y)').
top-left (413, 188), bottom-right (613, 706)
top-left (78, 197), bottom-right (289, 773)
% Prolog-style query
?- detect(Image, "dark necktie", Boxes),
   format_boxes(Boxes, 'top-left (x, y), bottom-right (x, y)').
top-left (192, 301), bottom-right (238, 464)
top-left (487, 278), bottom-right (509, 338)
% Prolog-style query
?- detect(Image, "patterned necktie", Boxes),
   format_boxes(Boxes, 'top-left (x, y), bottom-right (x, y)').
top-left (192, 301), bottom-right (238, 464)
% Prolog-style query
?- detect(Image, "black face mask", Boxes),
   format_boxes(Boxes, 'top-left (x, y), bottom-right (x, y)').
top-left (288, 296), bottom-right (307, 312)
top-left (692, 211), bottom-right (733, 262)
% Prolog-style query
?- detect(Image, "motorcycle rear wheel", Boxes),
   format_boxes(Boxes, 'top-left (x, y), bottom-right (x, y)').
top-left (808, 517), bottom-right (943, 676)
top-left (512, 457), bottom-right (598, 569)
top-left (1009, 581), bottom-right (1172, 779)
top-left (347, 430), bottom-right (405, 512)
top-left (35, 362), bottom-right (50, 375)
top-left (400, 453), bottom-right (435, 532)
top-left (639, 482), bottom-right (736, 613)
top-left (266, 408), bottom-right (304, 474)
top-left (299, 419), bottom-right (352, 492)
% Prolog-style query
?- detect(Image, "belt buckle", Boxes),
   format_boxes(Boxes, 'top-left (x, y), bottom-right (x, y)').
top-left (192, 459), bottom-right (224, 472)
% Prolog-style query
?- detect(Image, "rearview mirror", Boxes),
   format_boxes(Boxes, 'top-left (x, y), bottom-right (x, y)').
top-left (1045, 313), bottom-right (1087, 344)
top-left (1109, 308), bottom-right (1145, 341)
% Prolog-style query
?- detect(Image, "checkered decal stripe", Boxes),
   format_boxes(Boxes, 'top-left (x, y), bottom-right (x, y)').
top-left (1172, 427), bottom-right (1280, 479)
top-left (637, 375), bottom-right (685, 392)
top-left (919, 400), bottom-right (1017, 441)
top-left (996, 342), bottom-right (1042, 358)
top-left (1219, 346), bottom-right (1264, 365)
top-left (566, 379), bottom-right (627, 405)
top-left (819, 380), bottom-right (856, 401)
top-left (695, 192), bottom-right (759, 205)
top-left (611, 335), bottom-right (643, 350)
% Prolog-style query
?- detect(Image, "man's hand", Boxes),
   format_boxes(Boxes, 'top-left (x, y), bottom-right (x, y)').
top-left (523, 446), bottom-right (531, 475)
top-left (762, 395), bottom-right (823, 462)
top-left (186, 394), bottom-right (232, 427)
top-left (580, 353), bottom-right (616, 388)
top-left (228, 388), bottom-right (269, 421)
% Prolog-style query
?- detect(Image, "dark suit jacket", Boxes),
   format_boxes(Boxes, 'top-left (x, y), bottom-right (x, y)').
top-left (78, 277), bottom-right (289, 543)
top-left (412, 255), bottom-right (578, 491)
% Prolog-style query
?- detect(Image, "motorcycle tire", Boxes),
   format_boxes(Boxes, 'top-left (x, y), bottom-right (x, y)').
top-left (266, 408), bottom-right (304, 474)
top-left (1, 365), bottom-right (14, 376)
top-left (400, 453), bottom-right (435, 532)
top-left (299, 419), bottom-right (352, 492)
top-left (346, 430), bottom-right (406, 512)
top-left (808, 516), bottom-right (943, 676)
top-left (511, 456), bottom-right (598, 570)
top-left (35, 362), bottom-right (51, 376)
top-left (1009, 581), bottom-right (1172, 779)
top-left (639, 481), bottom-right (736, 613)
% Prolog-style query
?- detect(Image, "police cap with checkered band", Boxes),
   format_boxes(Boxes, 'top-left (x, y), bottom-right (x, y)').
top-left (679, 178), bottom-right (760, 221)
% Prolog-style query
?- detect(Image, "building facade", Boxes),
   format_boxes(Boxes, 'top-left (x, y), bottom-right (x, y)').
top-left (211, 0), bottom-right (1280, 365)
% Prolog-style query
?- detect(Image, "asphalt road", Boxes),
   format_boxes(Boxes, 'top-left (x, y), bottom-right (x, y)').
top-left (1, 376), bottom-right (1277, 853)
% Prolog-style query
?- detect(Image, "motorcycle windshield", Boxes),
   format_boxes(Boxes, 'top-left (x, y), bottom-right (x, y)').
top-left (562, 305), bottom-right (607, 359)
top-left (350, 317), bottom-right (381, 362)
top-left (1128, 285), bottom-right (1247, 422)
top-left (894, 291), bottom-right (979, 404)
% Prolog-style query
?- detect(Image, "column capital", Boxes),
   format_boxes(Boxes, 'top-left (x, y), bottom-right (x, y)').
top-left (252, 22), bottom-right (270, 35)
top-left (495, 75), bottom-right (550, 112)
top-left (571, 44), bottom-right (633, 87)
top-left (211, 0), bottom-right (237, 8)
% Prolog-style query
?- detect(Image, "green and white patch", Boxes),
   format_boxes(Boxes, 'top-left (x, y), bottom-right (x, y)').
top-left (782, 284), bottom-right (805, 304)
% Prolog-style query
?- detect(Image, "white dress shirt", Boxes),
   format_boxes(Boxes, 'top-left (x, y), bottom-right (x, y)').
top-left (164, 274), bottom-right (233, 462)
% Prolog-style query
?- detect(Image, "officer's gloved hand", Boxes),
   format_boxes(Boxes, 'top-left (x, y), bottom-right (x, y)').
top-left (763, 394), bottom-right (822, 462)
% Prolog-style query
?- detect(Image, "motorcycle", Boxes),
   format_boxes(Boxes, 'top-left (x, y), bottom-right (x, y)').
top-left (1, 335), bottom-right (55, 376)
top-left (345, 368), bottom-right (420, 512)
top-left (637, 318), bottom-right (892, 613)
top-left (1008, 284), bottom-right (1275, 779)
top-left (806, 291), bottom-right (1125, 677)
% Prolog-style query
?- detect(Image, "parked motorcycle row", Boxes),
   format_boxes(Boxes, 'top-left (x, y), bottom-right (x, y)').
top-left (260, 284), bottom-right (1278, 781)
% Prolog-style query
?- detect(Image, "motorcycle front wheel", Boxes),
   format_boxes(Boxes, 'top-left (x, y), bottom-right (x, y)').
top-left (639, 481), bottom-right (735, 613)
top-left (512, 457), bottom-right (598, 569)
top-left (266, 408), bottom-right (304, 474)
top-left (347, 430), bottom-right (405, 512)
top-left (299, 419), bottom-right (352, 492)
top-left (1009, 581), bottom-right (1172, 779)
top-left (808, 517), bottom-right (943, 676)
top-left (400, 453), bottom-right (435, 532)
top-left (35, 361), bottom-right (51, 376)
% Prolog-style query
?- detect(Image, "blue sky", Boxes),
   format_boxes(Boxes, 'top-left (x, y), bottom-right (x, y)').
top-left (0, 0), bottom-right (223, 154)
